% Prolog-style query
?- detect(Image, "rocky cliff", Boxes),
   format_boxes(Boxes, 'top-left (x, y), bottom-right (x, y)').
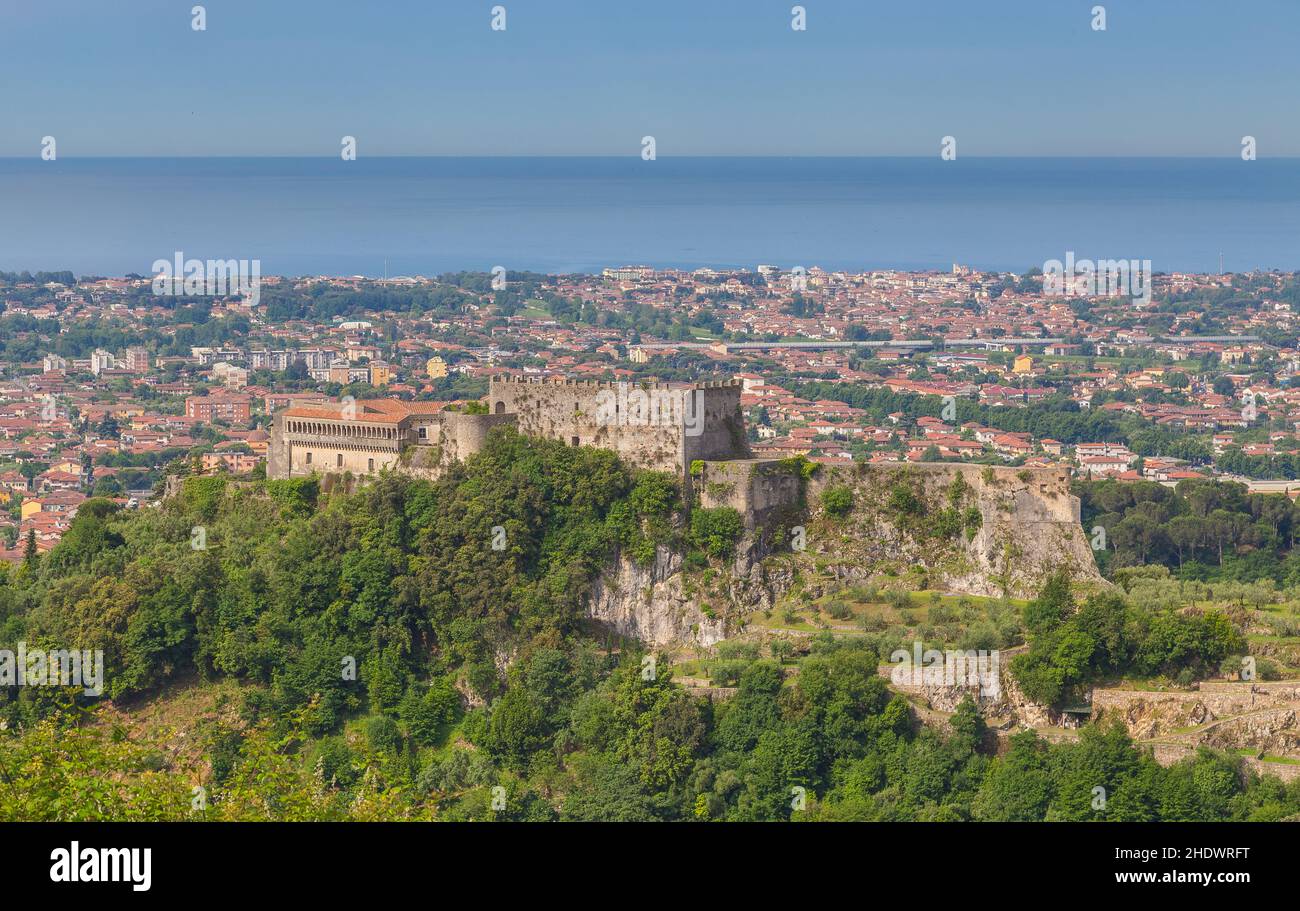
top-left (585, 460), bottom-right (1102, 647)
top-left (586, 546), bottom-right (726, 648)
top-left (802, 462), bottom-right (1101, 599)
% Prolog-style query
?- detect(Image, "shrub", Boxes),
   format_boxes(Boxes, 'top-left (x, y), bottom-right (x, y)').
top-left (716, 641), bottom-right (760, 661)
top-left (313, 737), bottom-right (358, 787)
top-left (710, 659), bottom-right (750, 687)
top-left (266, 476), bottom-right (319, 514)
top-left (947, 471), bottom-right (970, 504)
top-left (932, 508), bottom-right (962, 539)
top-left (821, 485), bottom-right (854, 518)
top-left (366, 714), bottom-right (403, 755)
top-left (859, 613), bottom-right (887, 632)
top-left (629, 472), bottom-right (679, 516)
top-left (1255, 656), bottom-right (1283, 681)
top-left (886, 590), bottom-right (912, 611)
top-left (957, 622), bottom-right (1000, 652)
top-left (180, 476), bottom-right (227, 520)
top-left (399, 677), bottom-right (462, 745)
top-left (825, 600), bottom-right (853, 620)
top-left (887, 483), bottom-right (922, 517)
top-left (769, 638), bottom-right (794, 661)
top-left (929, 603), bottom-right (957, 624)
top-left (689, 507), bottom-right (744, 559)
top-left (1219, 656), bottom-right (1246, 679)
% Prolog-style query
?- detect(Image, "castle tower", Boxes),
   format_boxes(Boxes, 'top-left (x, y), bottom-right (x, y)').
top-left (486, 375), bottom-right (749, 477)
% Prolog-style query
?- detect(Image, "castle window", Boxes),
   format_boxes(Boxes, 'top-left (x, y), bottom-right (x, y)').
top-left (305, 451), bottom-right (312, 464)
top-left (418, 426), bottom-right (427, 439)
top-left (337, 453), bottom-right (343, 467)
top-left (368, 458), bottom-right (375, 471)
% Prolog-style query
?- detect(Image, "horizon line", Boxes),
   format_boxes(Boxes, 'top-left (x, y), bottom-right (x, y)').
top-left (2, 154), bottom-right (1297, 161)
top-left (7, 267), bottom-right (1290, 279)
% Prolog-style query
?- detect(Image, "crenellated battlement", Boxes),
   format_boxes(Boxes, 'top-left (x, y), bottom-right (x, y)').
top-left (490, 374), bottom-right (743, 392)
top-left (272, 374), bottom-right (750, 481)
top-left (488, 374), bottom-right (749, 476)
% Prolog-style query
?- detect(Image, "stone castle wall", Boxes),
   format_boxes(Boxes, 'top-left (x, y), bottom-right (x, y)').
top-left (437, 411), bottom-right (517, 465)
top-left (699, 459), bottom-right (804, 531)
top-left (487, 376), bottom-right (748, 476)
top-left (270, 410), bottom-right (405, 479)
top-left (271, 377), bottom-right (748, 482)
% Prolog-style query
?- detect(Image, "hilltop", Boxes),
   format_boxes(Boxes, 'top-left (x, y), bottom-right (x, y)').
top-left (4, 429), bottom-right (1300, 821)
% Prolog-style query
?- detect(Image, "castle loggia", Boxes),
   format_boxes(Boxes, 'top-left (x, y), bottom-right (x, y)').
top-left (268, 375), bottom-right (750, 481)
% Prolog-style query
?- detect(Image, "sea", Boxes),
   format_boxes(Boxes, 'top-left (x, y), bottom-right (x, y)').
top-left (1, 156), bottom-right (1297, 277)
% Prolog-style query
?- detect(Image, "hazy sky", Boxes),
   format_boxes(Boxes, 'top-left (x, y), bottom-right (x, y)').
top-left (3, 0), bottom-right (1297, 157)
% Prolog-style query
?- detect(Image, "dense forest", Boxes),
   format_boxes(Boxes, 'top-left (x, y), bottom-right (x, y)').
top-left (1080, 478), bottom-right (1300, 583)
top-left (1009, 572), bottom-right (1243, 705)
top-left (2, 432), bottom-right (1297, 821)
top-left (1215, 445), bottom-right (1300, 481)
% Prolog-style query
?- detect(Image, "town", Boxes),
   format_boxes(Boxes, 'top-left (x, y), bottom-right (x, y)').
top-left (2, 262), bottom-right (1298, 562)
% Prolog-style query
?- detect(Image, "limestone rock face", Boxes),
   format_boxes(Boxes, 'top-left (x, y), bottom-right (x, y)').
top-left (1092, 682), bottom-right (1300, 760)
top-left (584, 463), bottom-right (1102, 649)
top-left (987, 649), bottom-right (1058, 727)
top-left (805, 463), bottom-right (1102, 599)
top-left (1199, 708), bottom-right (1300, 756)
top-left (881, 644), bottom-right (1058, 727)
top-left (587, 547), bottom-right (726, 648)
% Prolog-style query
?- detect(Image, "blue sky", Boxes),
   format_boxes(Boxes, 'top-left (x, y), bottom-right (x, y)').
top-left (3, 0), bottom-right (1297, 156)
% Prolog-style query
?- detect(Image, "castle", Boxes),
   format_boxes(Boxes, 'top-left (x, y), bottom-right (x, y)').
top-left (268, 375), bottom-right (750, 482)
top-left (267, 374), bottom-right (1101, 617)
